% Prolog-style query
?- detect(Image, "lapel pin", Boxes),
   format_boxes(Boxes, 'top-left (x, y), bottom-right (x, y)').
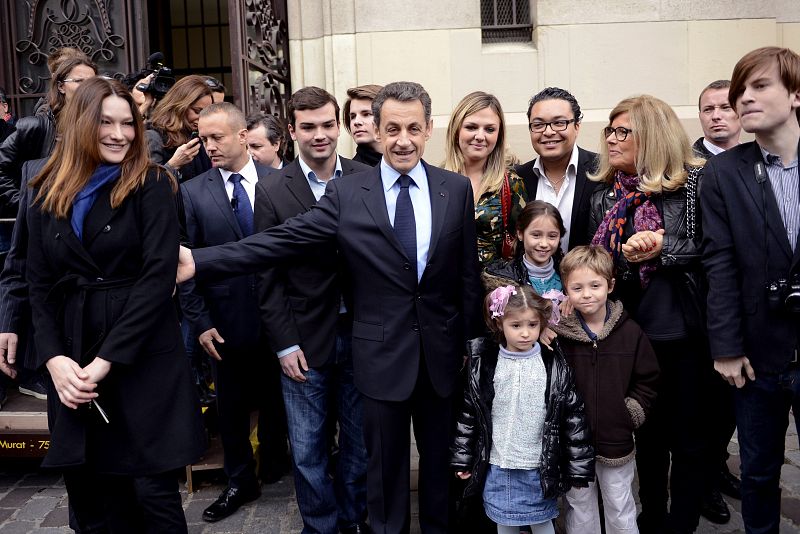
top-left (439, 192), bottom-right (446, 197)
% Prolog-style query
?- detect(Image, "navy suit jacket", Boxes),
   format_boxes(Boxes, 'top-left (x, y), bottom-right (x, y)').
top-left (193, 160), bottom-right (483, 401)
top-left (515, 147), bottom-right (599, 249)
top-left (179, 162), bottom-right (274, 350)
top-left (254, 157), bottom-right (370, 367)
top-left (701, 141), bottom-right (800, 373)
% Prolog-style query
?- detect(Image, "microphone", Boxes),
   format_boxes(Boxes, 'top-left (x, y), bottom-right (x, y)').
top-left (755, 161), bottom-right (767, 184)
top-left (231, 196), bottom-right (238, 211)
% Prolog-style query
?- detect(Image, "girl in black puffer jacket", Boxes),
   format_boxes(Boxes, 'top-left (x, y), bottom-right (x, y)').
top-left (450, 284), bottom-right (594, 533)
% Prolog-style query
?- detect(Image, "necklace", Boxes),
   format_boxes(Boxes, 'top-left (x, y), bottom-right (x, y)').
top-left (547, 175), bottom-right (566, 192)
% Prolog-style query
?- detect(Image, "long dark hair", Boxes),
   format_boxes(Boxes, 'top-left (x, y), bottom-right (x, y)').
top-left (514, 200), bottom-right (567, 264)
top-left (32, 77), bottom-right (174, 217)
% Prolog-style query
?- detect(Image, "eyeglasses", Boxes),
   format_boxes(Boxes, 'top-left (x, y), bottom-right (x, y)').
top-left (603, 126), bottom-right (633, 141)
top-left (61, 78), bottom-right (87, 84)
top-left (528, 118), bottom-right (578, 133)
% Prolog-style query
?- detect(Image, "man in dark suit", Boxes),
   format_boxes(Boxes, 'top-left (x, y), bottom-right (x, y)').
top-left (178, 81), bottom-right (483, 534)
top-left (701, 46), bottom-right (800, 533)
top-left (255, 86), bottom-right (370, 533)
top-left (693, 80), bottom-right (742, 160)
top-left (692, 79), bottom-right (743, 527)
top-left (179, 102), bottom-right (288, 523)
top-left (515, 87), bottom-right (599, 251)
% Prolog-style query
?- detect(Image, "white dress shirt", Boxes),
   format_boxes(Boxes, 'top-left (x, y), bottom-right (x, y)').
top-left (533, 145), bottom-right (579, 253)
top-left (219, 156), bottom-right (258, 209)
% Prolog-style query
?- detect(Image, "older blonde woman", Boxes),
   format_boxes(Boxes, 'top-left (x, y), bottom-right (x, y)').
top-left (587, 94), bottom-right (708, 533)
top-left (443, 91), bottom-right (527, 265)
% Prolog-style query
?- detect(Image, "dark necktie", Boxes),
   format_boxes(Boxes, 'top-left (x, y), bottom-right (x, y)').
top-left (229, 173), bottom-right (253, 236)
top-left (393, 174), bottom-right (417, 273)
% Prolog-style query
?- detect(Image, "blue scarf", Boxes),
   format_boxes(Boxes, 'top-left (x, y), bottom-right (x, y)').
top-left (71, 164), bottom-right (121, 241)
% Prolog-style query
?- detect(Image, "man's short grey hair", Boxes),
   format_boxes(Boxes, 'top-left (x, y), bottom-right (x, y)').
top-left (199, 102), bottom-right (246, 130)
top-left (372, 82), bottom-right (432, 128)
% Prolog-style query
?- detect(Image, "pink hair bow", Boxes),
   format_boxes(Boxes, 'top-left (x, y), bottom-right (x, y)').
top-left (541, 289), bottom-right (567, 326)
top-left (489, 285), bottom-right (517, 318)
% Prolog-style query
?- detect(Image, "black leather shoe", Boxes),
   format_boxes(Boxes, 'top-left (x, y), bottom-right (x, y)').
top-left (700, 489), bottom-right (731, 525)
top-left (202, 485), bottom-right (261, 522)
top-left (340, 523), bottom-right (372, 534)
top-left (718, 467), bottom-right (741, 500)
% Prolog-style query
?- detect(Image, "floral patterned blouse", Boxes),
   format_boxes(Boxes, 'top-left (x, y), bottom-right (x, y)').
top-left (475, 169), bottom-right (528, 266)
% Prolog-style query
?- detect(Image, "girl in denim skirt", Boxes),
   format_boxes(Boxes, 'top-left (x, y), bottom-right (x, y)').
top-left (451, 284), bottom-right (594, 533)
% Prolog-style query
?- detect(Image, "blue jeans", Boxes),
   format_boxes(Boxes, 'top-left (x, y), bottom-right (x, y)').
top-left (735, 365), bottom-right (800, 534)
top-left (281, 329), bottom-right (367, 534)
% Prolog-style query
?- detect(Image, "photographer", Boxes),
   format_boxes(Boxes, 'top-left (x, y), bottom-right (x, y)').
top-left (701, 46), bottom-right (800, 533)
top-left (145, 75), bottom-right (213, 182)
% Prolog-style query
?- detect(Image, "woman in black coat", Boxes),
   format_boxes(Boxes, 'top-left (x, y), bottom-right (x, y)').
top-left (27, 77), bottom-right (204, 532)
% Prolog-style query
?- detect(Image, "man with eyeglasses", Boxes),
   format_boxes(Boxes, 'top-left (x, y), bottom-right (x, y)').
top-left (693, 80), bottom-right (742, 160)
top-left (515, 87), bottom-right (599, 252)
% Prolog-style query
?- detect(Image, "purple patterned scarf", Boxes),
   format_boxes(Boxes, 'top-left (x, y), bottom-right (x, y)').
top-left (591, 170), bottom-right (663, 287)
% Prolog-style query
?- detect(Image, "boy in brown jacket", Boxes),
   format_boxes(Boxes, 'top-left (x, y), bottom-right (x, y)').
top-left (553, 246), bottom-right (659, 533)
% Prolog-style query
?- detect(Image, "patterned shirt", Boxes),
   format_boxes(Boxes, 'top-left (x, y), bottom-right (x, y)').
top-left (474, 170), bottom-right (527, 266)
top-left (490, 344), bottom-right (547, 469)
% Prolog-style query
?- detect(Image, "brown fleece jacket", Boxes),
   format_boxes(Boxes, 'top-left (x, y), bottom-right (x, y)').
top-left (554, 300), bottom-right (659, 465)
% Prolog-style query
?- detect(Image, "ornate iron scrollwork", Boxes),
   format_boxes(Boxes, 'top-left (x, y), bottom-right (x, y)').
top-left (242, 0), bottom-right (290, 121)
top-left (15, 0), bottom-right (127, 94)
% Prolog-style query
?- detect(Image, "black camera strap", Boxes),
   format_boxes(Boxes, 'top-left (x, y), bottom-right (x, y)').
top-left (755, 137), bottom-right (800, 296)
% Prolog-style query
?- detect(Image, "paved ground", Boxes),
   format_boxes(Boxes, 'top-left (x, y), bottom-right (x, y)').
top-left (4, 426), bottom-right (800, 533)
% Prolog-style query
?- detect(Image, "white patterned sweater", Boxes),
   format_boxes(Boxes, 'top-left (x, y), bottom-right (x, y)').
top-left (489, 343), bottom-right (548, 469)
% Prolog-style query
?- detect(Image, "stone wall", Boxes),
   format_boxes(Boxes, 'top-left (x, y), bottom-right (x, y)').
top-left (287, 0), bottom-right (800, 162)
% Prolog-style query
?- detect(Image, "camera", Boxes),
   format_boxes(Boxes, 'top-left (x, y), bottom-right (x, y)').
top-left (125, 52), bottom-right (175, 100)
top-left (766, 275), bottom-right (800, 314)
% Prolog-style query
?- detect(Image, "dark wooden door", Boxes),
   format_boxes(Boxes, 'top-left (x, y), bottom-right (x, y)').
top-left (227, 0), bottom-right (291, 121)
top-left (0, 0), bottom-right (148, 118)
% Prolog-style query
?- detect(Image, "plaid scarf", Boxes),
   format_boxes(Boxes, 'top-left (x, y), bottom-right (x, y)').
top-left (591, 170), bottom-right (662, 287)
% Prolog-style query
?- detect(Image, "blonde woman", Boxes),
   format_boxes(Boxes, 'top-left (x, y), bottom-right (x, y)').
top-left (444, 91), bottom-right (527, 265)
top-left (587, 94), bottom-right (707, 533)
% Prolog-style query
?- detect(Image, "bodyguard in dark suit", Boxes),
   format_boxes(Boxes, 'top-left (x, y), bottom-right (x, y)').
top-left (701, 47), bottom-right (800, 533)
top-left (256, 87), bottom-right (371, 534)
top-left (515, 87), bottom-right (598, 251)
top-left (178, 82), bottom-right (483, 534)
top-left (692, 80), bottom-right (743, 526)
top-left (179, 102), bottom-right (287, 523)
top-left (693, 80), bottom-right (742, 162)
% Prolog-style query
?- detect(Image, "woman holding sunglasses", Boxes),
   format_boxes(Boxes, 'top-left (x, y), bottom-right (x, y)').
top-left (588, 95), bottom-right (709, 534)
